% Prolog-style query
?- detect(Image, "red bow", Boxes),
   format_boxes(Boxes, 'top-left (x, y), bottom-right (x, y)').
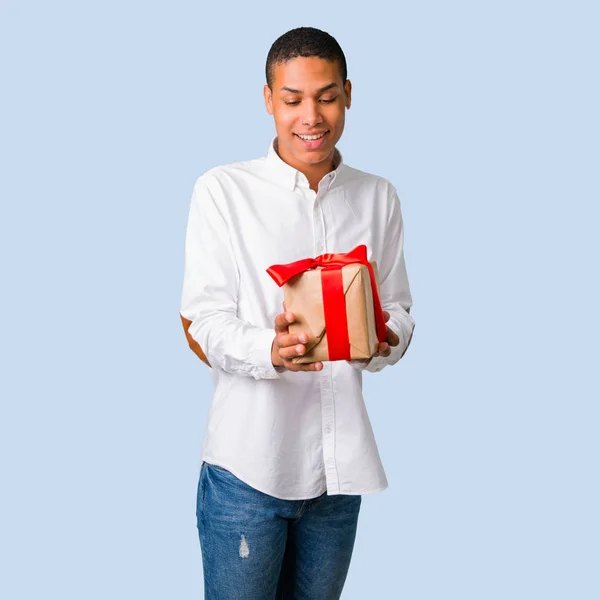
top-left (267, 245), bottom-right (387, 360)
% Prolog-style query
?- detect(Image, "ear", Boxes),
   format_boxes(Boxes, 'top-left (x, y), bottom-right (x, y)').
top-left (264, 85), bottom-right (274, 115)
top-left (344, 80), bottom-right (352, 109)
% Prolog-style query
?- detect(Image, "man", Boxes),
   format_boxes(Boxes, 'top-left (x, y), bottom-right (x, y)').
top-left (180, 27), bottom-right (415, 600)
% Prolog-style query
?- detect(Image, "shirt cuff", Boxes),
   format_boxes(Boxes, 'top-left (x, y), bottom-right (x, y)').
top-left (363, 355), bottom-right (387, 372)
top-left (248, 329), bottom-right (282, 379)
top-left (346, 358), bottom-right (373, 371)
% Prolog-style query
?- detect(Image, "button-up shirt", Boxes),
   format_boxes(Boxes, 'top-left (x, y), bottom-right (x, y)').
top-left (180, 136), bottom-right (415, 500)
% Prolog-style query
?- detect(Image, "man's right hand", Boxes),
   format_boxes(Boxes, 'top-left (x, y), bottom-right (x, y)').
top-left (271, 310), bottom-right (323, 372)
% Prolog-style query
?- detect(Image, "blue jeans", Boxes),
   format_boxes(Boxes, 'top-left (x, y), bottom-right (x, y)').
top-left (196, 461), bottom-right (362, 599)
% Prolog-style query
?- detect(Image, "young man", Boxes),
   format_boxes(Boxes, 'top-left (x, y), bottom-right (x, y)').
top-left (180, 27), bottom-right (414, 600)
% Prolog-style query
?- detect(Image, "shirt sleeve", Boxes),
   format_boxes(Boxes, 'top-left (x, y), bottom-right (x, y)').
top-left (347, 184), bottom-right (415, 373)
top-left (180, 175), bottom-right (281, 380)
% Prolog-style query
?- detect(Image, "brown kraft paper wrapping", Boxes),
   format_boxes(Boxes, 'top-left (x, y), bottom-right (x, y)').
top-left (282, 260), bottom-right (382, 364)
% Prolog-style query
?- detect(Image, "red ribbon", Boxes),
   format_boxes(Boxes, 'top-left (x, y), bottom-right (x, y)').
top-left (266, 245), bottom-right (387, 360)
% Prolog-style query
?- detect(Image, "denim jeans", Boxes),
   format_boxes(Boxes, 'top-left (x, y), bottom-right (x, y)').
top-left (196, 461), bottom-right (362, 599)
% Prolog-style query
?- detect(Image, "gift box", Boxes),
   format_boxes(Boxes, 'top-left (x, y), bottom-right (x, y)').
top-left (266, 245), bottom-right (387, 363)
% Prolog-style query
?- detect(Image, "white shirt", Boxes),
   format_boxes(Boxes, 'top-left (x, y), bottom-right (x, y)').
top-left (180, 136), bottom-right (415, 500)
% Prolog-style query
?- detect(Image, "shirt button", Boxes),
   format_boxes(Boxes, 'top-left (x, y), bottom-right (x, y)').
top-left (324, 425), bottom-right (332, 434)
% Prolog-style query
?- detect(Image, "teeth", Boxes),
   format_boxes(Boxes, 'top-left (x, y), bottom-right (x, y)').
top-left (297, 132), bottom-right (327, 141)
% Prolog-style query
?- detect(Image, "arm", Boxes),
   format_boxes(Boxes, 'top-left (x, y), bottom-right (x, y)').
top-left (348, 185), bottom-right (415, 373)
top-left (180, 174), bottom-right (281, 380)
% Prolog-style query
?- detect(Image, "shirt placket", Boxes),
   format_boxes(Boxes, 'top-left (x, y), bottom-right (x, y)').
top-left (300, 172), bottom-right (340, 493)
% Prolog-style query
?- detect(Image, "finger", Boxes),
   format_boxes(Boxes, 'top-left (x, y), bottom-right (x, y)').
top-left (274, 311), bottom-right (295, 333)
top-left (278, 332), bottom-right (309, 348)
top-left (376, 343), bottom-right (391, 357)
top-left (306, 361), bottom-right (323, 371)
top-left (383, 310), bottom-right (390, 322)
top-left (278, 343), bottom-right (307, 360)
top-left (282, 359), bottom-right (323, 372)
top-left (386, 327), bottom-right (400, 347)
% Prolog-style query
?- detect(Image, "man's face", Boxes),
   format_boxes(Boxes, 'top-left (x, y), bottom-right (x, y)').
top-left (264, 56), bottom-right (352, 170)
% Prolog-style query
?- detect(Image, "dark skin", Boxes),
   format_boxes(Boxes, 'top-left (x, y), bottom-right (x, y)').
top-left (180, 308), bottom-right (400, 371)
top-left (270, 306), bottom-right (400, 372)
top-left (263, 55), bottom-right (351, 192)
top-left (181, 56), bottom-right (401, 370)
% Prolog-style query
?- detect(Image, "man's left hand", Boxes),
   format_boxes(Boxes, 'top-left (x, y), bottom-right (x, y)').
top-left (375, 310), bottom-right (400, 357)
top-left (353, 311), bottom-right (399, 363)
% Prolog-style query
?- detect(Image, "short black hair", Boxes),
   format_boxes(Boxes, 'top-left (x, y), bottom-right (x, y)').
top-left (265, 27), bottom-right (347, 90)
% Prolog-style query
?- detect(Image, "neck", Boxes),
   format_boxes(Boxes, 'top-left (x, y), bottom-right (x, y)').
top-left (275, 137), bottom-right (337, 192)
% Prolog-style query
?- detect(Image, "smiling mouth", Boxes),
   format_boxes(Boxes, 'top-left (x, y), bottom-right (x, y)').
top-left (294, 130), bottom-right (329, 141)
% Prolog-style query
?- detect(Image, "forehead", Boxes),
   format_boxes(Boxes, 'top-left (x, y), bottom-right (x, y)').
top-left (272, 56), bottom-right (342, 91)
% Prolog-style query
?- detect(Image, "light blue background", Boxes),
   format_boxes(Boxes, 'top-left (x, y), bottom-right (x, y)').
top-left (1, 1), bottom-right (598, 598)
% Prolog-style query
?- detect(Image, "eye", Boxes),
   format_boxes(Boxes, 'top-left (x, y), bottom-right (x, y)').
top-left (283, 97), bottom-right (337, 106)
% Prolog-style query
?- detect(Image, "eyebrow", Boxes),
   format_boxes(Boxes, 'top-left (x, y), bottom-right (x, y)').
top-left (280, 82), bottom-right (339, 94)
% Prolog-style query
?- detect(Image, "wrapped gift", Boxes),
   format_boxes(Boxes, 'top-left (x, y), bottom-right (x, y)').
top-left (266, 245), bottom-right (387, 363)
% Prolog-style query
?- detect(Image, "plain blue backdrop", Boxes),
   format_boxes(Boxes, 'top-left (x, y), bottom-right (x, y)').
top-left (1, 1), bottom-right (598, 598)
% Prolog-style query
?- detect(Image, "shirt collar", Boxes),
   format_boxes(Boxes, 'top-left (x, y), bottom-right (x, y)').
top-left (265, 135), bottom-right (345, 191)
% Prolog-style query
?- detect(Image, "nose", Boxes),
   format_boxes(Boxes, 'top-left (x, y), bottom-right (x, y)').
top-left (302, 100), bottom-right (323, 127)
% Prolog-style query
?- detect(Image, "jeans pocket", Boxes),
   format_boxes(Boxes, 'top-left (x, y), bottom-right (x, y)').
top-left (197, 461), bottom-right (208, 524)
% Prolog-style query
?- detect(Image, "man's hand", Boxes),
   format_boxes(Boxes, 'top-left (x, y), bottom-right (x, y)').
top-left (271, 306), bottom-right (323, 372)
top-left (375, 310), bottom-right (400, 357)
top-left (353, 311), bottom-right (400, 363)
